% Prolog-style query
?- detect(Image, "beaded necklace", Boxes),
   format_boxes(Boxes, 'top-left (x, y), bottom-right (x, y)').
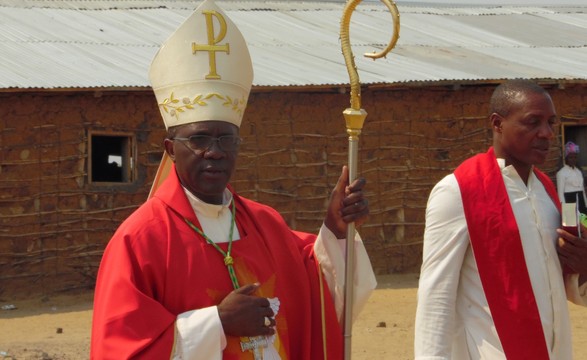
top-left (184, 201), bottom-right (268, 360)
top-left (184, 199), bottom-right (240, 289)
top-left (184, 200), bottom-right (270, 359)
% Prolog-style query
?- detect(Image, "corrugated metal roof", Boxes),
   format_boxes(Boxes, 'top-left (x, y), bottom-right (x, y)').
top-left (0, 1), bottom-right (586, 90)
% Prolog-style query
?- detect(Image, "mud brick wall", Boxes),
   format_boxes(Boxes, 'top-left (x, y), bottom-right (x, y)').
top-left (0, 91), bottom-right (164, 298)
top-left (1, 83), bottom-right (585, 298)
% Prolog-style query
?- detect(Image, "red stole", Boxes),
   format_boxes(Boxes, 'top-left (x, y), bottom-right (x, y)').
top-left (454, 147), bottom-right (559, 359)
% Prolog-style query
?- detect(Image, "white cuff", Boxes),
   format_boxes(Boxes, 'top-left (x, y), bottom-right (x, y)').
top-left (314, 224), bottom-right (377, 324)
top-left (172, 306), bottom-right (225, 360)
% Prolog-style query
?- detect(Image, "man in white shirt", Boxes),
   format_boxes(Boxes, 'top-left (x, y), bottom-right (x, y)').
top-left (557, 141), bottom-right (587, 214)
top-left (415, 79), bottom-right (587, 359)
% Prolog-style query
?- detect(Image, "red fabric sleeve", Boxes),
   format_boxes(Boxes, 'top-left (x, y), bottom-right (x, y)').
top-left (91, 212), bottom-right (176, 359)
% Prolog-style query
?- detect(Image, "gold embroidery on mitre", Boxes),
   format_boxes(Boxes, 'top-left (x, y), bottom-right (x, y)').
top-left (192, 10), bottom-right (230, 80)
top-left (158, 92), bottom-right (246, 120)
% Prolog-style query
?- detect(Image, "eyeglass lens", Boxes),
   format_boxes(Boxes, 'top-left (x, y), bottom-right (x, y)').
top-left (185, 135), bottom-right (241, 151)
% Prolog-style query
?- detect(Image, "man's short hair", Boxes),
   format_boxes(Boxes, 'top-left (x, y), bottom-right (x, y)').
top-left (490, 79), bottom-right (548, 116)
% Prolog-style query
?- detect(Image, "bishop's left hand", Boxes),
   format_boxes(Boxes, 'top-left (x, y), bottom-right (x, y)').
top-left (324, 165), bottom-right (369, 239)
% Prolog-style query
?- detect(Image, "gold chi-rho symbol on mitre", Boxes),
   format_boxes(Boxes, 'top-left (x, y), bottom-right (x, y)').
top-left (192, 10), bottom-right (229, 80)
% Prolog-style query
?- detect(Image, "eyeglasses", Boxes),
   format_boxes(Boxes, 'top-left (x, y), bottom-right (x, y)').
top-left (172, 135), bottom-right (242, 152)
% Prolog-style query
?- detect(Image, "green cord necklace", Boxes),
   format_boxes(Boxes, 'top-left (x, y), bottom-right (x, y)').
top-left (186, 200), bottom-right (269, 359)
top-left (184, 200), bottom-right (240, 289)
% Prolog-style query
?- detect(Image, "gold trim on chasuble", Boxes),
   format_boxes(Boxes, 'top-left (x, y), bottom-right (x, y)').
top-left (209, 256), bottom-right (287, 359)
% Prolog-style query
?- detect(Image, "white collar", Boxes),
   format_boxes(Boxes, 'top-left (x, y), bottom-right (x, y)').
top-left (497, 158), bottom-right (536, 189)
top-left (183, 188), bottom-right (233, 218)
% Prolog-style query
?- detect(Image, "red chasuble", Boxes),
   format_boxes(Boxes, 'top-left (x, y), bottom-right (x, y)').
top-left (91, 165), bottom-right (342, 359)
top-left (454, 147), bottom-right (559, 360)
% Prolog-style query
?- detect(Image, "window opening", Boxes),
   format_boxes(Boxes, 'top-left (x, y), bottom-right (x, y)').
top-left (90, 133), bottom-right (134, 183)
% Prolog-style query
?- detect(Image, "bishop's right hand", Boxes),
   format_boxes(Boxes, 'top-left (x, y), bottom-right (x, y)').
top-left (217, 283), bottom-right (276, 337)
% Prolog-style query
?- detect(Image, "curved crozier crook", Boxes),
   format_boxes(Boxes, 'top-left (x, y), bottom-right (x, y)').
top-left (340, 0), bottom-right (400, 110)
top-left (364, 0), bottom-right (400, 60)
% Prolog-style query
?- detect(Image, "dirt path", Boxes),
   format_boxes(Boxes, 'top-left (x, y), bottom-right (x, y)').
top-left (1, 274), bottom-right (585, 359)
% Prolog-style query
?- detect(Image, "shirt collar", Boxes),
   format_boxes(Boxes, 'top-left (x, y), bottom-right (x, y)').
top-left (183, 188), bottom-right (233, 218)
top-left (497, 158), bottom-right (536, 188)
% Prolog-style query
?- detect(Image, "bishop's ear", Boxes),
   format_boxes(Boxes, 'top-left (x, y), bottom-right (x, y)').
top-left (163, 138), bottom-right (176, 161)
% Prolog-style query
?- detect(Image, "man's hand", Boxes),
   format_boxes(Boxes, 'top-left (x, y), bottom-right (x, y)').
top-left (217, 284), bottom-right (276, 337)
top-left (557, 226), bottom-right (587, 284)
top-left (324, 165), bottom-right (369, 239)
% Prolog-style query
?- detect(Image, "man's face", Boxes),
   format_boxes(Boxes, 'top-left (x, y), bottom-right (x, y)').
top-left (496, 91), bottom-right (557, 170)
top-left (166, 121), bottom-right (239, 204)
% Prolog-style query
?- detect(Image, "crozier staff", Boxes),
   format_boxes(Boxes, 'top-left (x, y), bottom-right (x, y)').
top-left (90, 0), bottom-right (376, 359)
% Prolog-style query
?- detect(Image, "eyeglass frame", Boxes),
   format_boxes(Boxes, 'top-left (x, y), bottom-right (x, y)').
top-left (171, 134), bottom-right (243, 153)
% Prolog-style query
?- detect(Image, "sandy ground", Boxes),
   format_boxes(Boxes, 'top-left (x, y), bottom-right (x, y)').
top-left (1, 273), bottom-right (586, 359)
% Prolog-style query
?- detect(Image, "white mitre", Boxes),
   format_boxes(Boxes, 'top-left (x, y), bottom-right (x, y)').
top-left (149, 0), bottom-right (253, 129)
